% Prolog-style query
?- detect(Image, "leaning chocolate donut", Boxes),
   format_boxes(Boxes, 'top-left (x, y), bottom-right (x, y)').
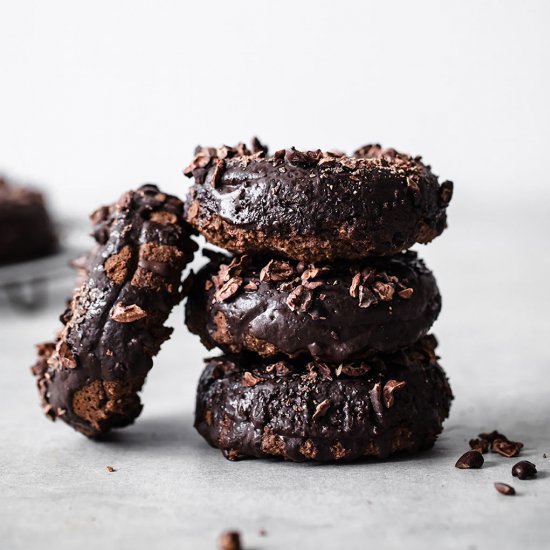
top-left (31, 185), bottom-right (197, 437)
top-left (185, 251), bottom-right (441, 362)
top-left (183, 139), bottom-right (453, 262)
top-left (194, 335), bottom-right (452, 462)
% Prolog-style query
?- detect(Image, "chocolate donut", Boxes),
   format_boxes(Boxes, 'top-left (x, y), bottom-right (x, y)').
top-left (31, 185), bottom-right (197, 437)
top-left (0, 177), bottom-right (58, 265)
top-left (195, 335), bottom-right (452, 462)
top-left (183, 140), bottom-right (453, 262)
top-left (186, 251), bottom-right (440, 362)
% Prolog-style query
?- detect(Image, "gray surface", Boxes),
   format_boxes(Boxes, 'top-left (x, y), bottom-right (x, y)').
top-left (1, 196), bottom-right (550, 550)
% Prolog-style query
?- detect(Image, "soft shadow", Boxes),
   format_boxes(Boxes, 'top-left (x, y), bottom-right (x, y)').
top-left (97, 411), bottom-right (207, 454)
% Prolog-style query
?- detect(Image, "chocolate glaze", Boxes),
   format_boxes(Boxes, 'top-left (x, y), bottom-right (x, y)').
top-left (31, 184), bottom-right (197, 437)
top-left (186, 251), bottom-right (441, 362)
top-left (195, 335), bottom-right (453, 462)
top-left (0, 177), bottom-right (58, 264)
top-left (183, 141), bottom-right (453, 261)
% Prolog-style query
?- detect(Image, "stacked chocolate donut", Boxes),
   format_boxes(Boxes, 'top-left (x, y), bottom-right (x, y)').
top-left (184, 140), bottom-right (454, 462)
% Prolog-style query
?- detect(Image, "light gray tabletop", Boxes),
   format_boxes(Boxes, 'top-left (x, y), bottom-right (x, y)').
top-left (1, 195), bottom-right (549, 550)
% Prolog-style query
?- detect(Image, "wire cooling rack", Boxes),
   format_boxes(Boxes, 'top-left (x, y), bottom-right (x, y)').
top-left (0, 246), bottom-right (84, 310)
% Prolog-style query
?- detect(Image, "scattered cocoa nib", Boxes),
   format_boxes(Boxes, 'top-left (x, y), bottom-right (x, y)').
top-left (150, 210), bottom-right (178, 225)
top-left (479, 430), bottom-right (508, 443)
top-left (358, 286), bottom-right (378, 308)
top-left (382, 380), bottom-right (407, 408)
top-left (110, 303), bottom-right (147, 323)
top-left (336, 364), bottom-right (371, 377)
top-left (349, 272), bottom-right (361, 298)
top-left (491, 438), bottom-right (524, 458)
top-left (266, 361), bottom-right (291, 376)
top-left (218, 530), bottom-right (241, 550)
top-left (243, 281), bottom-right (258, 291)
top-left (214, 277), bottom-right (243, 302)
top-left (406, 175), bottom-right (420, 193)
top-left (286, 284), bottom-right (313, 312)
top-left (260, 259), bottom-right (295, 282)
top-left (285, 147), bottom-right (322, 167)
top-left (349, 268), bottom-right (379, 307)
top-left (251, 136), bottom-right (268, 155)
top-left (494, 482), bottom-right (515, 496)
top-left (258, 528), bottom-right (267, 537)
top-left (55, 341), bottom-right (77, 369)
top-left (306, 362), bottom-right (333, 380)
top-left (242, 371), bottom-right (263, 387)
top-left (217, 256), bottom-right (245, 283)
top-left (183, 148), bottom-right (214, 176)
top-left (361, 267), bottom-right (376, 284)
top-left (512, 460), bottom-right (537, 480)
top-left (397, 287), bottom-right (414, 299)
top-left (474, 430), bottom-right (524, 458)
top-left (318, 363), bottom-right (333, 379)
top-left (469, 438), bottom-right (489, 454)
top-left (106, 465), bottom-right (117, 473)
top-left (372, 281), bottom-right (395, 301)
top-left (277, 280), bottom-right (296, 292)
top-left (302, 280), bottom-right (324, 290)
top-left (439, 180), bottom-right (454, 207)
top-left (455, 450), bottom-right (484, 469)
top-left (301, 267), bottom-right (319, 280)
top-left (312, 399), bottom-right (330, 421)
top-left (210, 159), bottom-right (226, 188)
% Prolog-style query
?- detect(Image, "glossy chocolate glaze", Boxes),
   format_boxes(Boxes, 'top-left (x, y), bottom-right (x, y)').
top-left (195, 336), bottom-right (453, 462)
top-left (186, 251), bottom-right (441, 362)
top-left (32, 185), bottom-right (197, 437)
top-left (184, 141), bottom-right (453, 261)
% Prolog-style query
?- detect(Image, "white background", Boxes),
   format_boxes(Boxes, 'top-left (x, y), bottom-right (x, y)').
top-left (1, 2), bottom-right (550, 549)
top-left (1, 0), bottom-right (550, 211)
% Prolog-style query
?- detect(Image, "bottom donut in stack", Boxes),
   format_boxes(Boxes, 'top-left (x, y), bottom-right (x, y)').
top-left (194, 336), bottom-right (452, 462)
top-left (187, 252), bottom-right (453, 462)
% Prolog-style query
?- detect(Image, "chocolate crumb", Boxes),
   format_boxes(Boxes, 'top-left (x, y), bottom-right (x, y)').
top-left (260, 259), bottom-right (295, 282)
top-left (218, 530), bottom-right (241, 550)
top-left (242, 371), bottom-right (263, 387)
top-left (358, 286), bottom-right (378, 308)
top-left (286, 285), bottom-right (313, 312)
top-left (397, 287), bottom-right (414, 299)
top-left (210, 159), bottom-right (226, 188)
top-left (312, 399), bottom-right (330, 421)
top-left (340, 364), bottom-right (370, 377)
top-left (469, 438), bottom-right (489, 454)
top-left (106, 465), bottom-right (116, 473)
top-left (349, 272), bottom-right (361, 298)
top-left (455, 451), bottom-right (484, 469)
top-left (110, 303), bottom-right (147, 323)
top-left (372, 281), bottom-right (395, 301)
top-left (491, 438), bottom-right (523, 458)
top-left (382, 380), bottom-right (406, 408)
top-left (512, 460), bottom-right (537, 480)
top-left (494, 482), bottom-right (515, 496)
top-left (479, 430), bottom-right (508, 443)
top-left (258, 528), bottom-right (267, 537)
top-left (214, 277), bottom-right (243, 303)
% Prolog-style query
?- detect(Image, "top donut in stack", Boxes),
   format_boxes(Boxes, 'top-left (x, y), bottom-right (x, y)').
top-left (183, 139), bottom-right (453, 262)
